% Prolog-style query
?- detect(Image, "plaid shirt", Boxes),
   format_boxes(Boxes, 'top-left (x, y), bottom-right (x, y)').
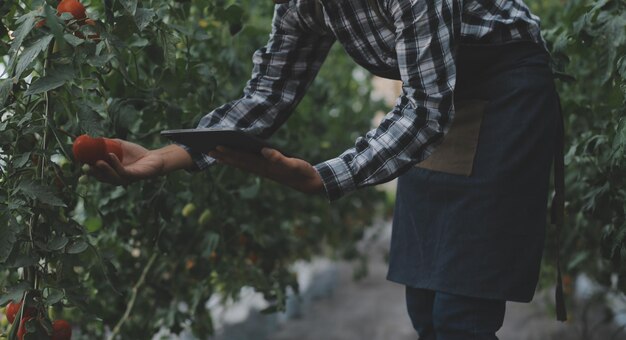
top-left (186, 0), bottom-right (545, 201)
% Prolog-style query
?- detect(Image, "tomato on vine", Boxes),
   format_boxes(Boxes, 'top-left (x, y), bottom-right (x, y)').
top-left (57, 0), bottom-right (86, 20)
top-left (5, 301), bottom-right (35, 325)
top-left (181, 203), bottom-right (197, 217)
top-left (52, 319), bottom-right (72, 340)
top-left (16, 316), bottom-right (33, 340)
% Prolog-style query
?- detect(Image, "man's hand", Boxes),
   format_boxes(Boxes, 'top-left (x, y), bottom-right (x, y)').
top-left (89, 142), bottom-right (193, 186)
top-left (208, 146), bottom-right (325, 196)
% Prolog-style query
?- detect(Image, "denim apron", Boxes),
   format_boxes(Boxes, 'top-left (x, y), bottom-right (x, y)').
top-left (386, 41), bottom-right (561, 303)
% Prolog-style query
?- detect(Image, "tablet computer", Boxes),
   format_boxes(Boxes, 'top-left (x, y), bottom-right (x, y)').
top-left (161, 128), bottom-right (281, 155)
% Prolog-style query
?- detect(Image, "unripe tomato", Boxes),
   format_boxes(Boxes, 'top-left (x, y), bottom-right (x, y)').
top-left (198, 209), bottom-right (212, 226)
top-left (73, 135), bottom-right (123, 165)
top-left (51, 319), bottom-right (72, 340)
top-left (182, 203), bottom-right (197, 217)
top-left (57, 0), bottom-right (86, 20)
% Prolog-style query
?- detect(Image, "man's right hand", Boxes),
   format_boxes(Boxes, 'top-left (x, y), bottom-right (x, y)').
top-left (89, 141), bottom-right (193, 186)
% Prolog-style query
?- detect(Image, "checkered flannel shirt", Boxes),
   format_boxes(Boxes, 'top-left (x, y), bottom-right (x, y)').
top-left (184, 0), bottom-right (545, 201)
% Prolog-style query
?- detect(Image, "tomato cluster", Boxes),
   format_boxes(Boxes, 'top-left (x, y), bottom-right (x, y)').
top-left (36, 0), bottom-right (100, 41)
top-left (72, 135), bottom-right (123, 165)
top-left (5, 300), bottom-right (72, 340)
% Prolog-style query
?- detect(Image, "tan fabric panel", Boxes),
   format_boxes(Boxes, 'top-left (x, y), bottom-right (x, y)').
top-left (416, 100), bottom-right (487, 176)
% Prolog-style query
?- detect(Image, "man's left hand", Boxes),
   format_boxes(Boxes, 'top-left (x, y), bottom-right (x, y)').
top-left (208, 146), bottom-right (325, 196)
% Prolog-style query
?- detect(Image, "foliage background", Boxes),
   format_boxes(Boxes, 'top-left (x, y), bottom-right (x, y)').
top-left (0, 0), bottom-right (385, 338)
top-left (0, 0), bottom-right (624, 338)
top-left (528, 0), bottom-right (626, 299)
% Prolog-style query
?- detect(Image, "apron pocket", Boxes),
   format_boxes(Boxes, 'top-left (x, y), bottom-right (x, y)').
top-left (416, 99), bottom-right (487, 176)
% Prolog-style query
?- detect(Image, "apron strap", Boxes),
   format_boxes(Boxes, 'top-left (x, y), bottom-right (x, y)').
top-left (551, 92), bottom-right (567, 322)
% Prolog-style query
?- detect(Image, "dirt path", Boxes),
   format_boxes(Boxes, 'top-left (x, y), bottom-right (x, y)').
top-left (209, 221), bottom-right (626, 340)
top-left (266, 221), bottom-right (605, 340)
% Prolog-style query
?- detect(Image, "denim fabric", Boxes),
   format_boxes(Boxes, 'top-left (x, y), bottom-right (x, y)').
top-left (387, 41), bottom-right (560, 302)
top-left (406, 287), bottom-right (506, 340)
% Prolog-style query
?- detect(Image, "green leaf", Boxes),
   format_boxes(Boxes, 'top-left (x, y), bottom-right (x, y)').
top-left (47, 235), bottom-right (69, 251)
top-left (157, 29), bottom-right (179, 71)
top-left (44, 288), bottom-right (64, 305)
top-left (0, 282), bottom-right (30, 305)
top-left (239, 179), bottom-right (260, 199)
top-left (24, 66), bottom-right (74, 96)
top-left (201, 232), bottom-right (220, 257)
top-left (63, 33), bottom-right (85, 47)
top-left (66, 238), bottom-right (89, 254)
top-left (77, 101), bottom-right (104, 136)
top-left (12, 152), bottom-right (31, 168)
top-left (134, 8), bottom-right (155, 31)
top-left (618, 56), bottom-right (626, 80)
top-left (0, 215), bottom-right (20, 263)
top-left (8, 13), bottom-right (36, 57)
top-left (10, 252), bottom-right (39, 269)
top-left (86, 54), bottom-right (114, 68)
top-left (224, 4), bottom-right (244, 24)
top-left (567, 251), bottom-right (590, 271)
top-left (84, 217), bottom-right (102, 232)
top-left (14, 35), bottom-right (53, 81)
top-left (120, 0), bottom-right (138, 15)
top-left (18, 181), bottom-right (66, 207)
top-left (0, 78), bottom-right (12, 109)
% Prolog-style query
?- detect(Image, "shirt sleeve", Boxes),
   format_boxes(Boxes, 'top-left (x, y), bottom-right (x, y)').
top-left (182, 4), bottom-right (336, 170)
top-left (313, 0), bottom-right (459, 201)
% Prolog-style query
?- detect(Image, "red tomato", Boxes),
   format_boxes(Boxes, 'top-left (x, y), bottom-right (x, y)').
top-left (6, 301), bottom-right (20, 324)
top-left (17, 316), bottom-right (33, 340)
top-left (72, 135), bottom-right (107, 165)
top-left (52, 319), bottom-right (72, 340)
top-left (5, 301), bottom-right (35, 324)
top-left (57, 0), bottom-right (86, 20)
top-left (104, 138), bottom-right (124, 162)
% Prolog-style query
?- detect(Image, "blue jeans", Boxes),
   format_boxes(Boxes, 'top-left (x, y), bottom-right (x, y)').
top-left (405, 287), bottom-right (506, 340)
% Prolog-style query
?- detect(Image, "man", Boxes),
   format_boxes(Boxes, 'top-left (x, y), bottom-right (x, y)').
top-left (91, 0), bottom-right (562, 338)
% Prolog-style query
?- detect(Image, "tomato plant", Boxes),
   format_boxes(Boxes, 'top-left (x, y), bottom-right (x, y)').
top-left (526, 0), bottom-right (626, 311)
top-left (0, 0), bottom-right (385, 338)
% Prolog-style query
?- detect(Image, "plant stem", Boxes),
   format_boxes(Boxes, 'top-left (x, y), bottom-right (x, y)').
top-left (107, 252), bottom-right (158, 340)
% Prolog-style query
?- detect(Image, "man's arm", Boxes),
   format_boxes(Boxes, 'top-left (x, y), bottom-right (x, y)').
top-left (184, 4), bottom-right (336, 171)
top-left (313, 0), bottom-right (459, 200)
top-left (90, 4), bottom-right (335, 185)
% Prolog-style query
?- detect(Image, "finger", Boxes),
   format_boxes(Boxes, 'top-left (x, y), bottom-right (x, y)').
top-left (261, 147), bottom-right (304, 172)
top-left (261, 148), bottom-right (284, 163)
top-left (93, 160), bottom-right (127, 186)
top-left (107, 152), bottom-right (135, 181)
